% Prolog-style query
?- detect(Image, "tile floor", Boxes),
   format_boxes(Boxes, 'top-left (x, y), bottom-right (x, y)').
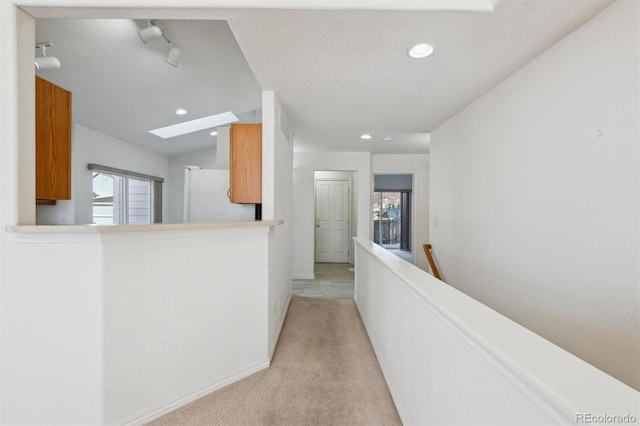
top-left (292, 263), bottom-right (355, 299)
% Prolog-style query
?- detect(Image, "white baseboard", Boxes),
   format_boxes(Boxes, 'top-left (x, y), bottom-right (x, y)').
top-left (121, 360), bottom-right (270, 426)
top-left (292, 273), bottom-right (315, 280)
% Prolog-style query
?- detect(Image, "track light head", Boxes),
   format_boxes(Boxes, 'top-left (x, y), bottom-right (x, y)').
top-left (138, 24), bottom-right (162, 43)
top-left (35, 41), bottom-right (61, 70)
top-left (35, 56), bottom-right (61, 70)
top-left (167, 46), bottom-right (181, 67)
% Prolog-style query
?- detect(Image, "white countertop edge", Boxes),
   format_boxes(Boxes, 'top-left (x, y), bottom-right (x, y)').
top-left (6, 220), bottom-right (283, 234)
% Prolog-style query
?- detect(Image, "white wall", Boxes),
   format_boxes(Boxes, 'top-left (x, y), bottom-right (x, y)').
top-left (0, 4), bottom-right (36, 227)
top-left (262, 91), bottom-right (293, 357)
top-left (15, 8), bottom-right (35, 226)
top-left (167, 147), bottom-right (217, 223)
top-left (372, 154), bottom-right (430, 271)
top-left (102, 227), bottom-right (270, 424)
top-left (430, 0), bottom-right (639, 389)
top-left (292, 151), bottom-right (371, 279)
top-left (1, 233), bottom-right (104, 425)
top-left (36, 124), bottom-right (171, 225)
top-left (354, 238), bottom-right (639, 425)
top-left (2, 225), bottom-right (272, 425)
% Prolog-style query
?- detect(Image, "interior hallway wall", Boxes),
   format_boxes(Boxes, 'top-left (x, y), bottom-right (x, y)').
top-left (292, 151), bottom-right (371, 279)
top-left (262, 91), bottom-right (293, 357)
top-left (430, 0), bottom-right (639, 389)
top-left (372, 154), bottom-right (430, 272)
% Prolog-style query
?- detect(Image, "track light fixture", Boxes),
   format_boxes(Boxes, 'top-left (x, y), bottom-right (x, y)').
top-left (138, 22), bottom-right (162, 43)
top-left (138, 20), bottom-right (181, 67)
top-left (35, 42), bottom-right (61, 71)
top-left (167, 46), bottom-right (181, 67)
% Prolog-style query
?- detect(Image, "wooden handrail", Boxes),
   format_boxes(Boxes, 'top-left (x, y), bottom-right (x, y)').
top-left (423, 244), bottom-right (442, 280)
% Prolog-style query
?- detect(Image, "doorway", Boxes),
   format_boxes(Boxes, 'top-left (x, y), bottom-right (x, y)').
top-left (373, 174), bottom-right (413, 263)
top-left (314, 171), bottom-right (355, 263)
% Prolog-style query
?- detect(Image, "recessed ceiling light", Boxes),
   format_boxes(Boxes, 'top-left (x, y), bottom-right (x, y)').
top-left (149, 111), bottom-right (239, 139)
top-left (360, 134), bottom-right (372, 140)
top-left (176, 108), bottom-right (187, 115)
top-left (210, 130), bottom-right (218, 136)
top-left (408, 43), bottom-right (434, 59)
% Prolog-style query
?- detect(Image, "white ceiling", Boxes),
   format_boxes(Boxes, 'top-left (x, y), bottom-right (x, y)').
top-left (32, 0), bottom-right (614, 156)
top-left (36, 19), bottom-right (262, 156)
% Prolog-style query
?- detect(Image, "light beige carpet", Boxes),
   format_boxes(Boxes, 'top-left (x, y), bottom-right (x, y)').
top-left (148, 296), bottom-right (401, 426)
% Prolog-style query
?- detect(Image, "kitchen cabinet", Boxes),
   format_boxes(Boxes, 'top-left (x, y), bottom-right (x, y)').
top-left (36, 76), bottom-right (72, 203)
top-left (229, 123), bottom-right (261, 204)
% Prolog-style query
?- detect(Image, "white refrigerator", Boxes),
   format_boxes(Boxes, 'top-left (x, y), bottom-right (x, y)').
top-left (183, 166), bottom-right (255, 223)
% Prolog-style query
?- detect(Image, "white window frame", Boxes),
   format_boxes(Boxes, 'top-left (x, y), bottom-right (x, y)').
top-left (89, 164), bottom-right (164, 224)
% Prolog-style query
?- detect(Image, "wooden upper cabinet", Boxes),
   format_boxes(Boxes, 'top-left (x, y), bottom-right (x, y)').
top-left (229, 123), bottom-right (262, 204)
top-left (36, 76), bottom-right (72, 201)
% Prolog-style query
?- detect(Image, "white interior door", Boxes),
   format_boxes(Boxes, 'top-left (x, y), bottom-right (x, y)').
top-left (315, 179), bottom-right (351, 263)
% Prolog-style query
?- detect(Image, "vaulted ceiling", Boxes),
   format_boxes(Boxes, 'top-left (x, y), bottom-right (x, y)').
top-left (31, 0), bottom-right (614, 156)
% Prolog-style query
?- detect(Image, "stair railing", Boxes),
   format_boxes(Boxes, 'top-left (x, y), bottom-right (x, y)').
top-left (422, 244), bottom-right (442, 280)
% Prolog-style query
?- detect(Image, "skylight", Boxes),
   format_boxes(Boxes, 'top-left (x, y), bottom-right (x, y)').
top-left (149, 111), bottom-right (239, 139)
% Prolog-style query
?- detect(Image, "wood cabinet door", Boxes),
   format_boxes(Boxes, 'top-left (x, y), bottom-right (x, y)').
top-left (230, 123), bottom-right (262, 204)
top-left (36, 76), bottom-right (72, 201)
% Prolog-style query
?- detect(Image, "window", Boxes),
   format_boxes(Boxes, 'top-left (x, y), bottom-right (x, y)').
top-left (372, 174), bottom-right (413, 257)
top-left (89, 164), bottom-right (163, 225)
top-left (373, 191), bottom-right (408, 249)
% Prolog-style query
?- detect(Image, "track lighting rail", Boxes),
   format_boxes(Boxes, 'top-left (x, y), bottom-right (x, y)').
top-left (139, 19), bottom-right (181, 67)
